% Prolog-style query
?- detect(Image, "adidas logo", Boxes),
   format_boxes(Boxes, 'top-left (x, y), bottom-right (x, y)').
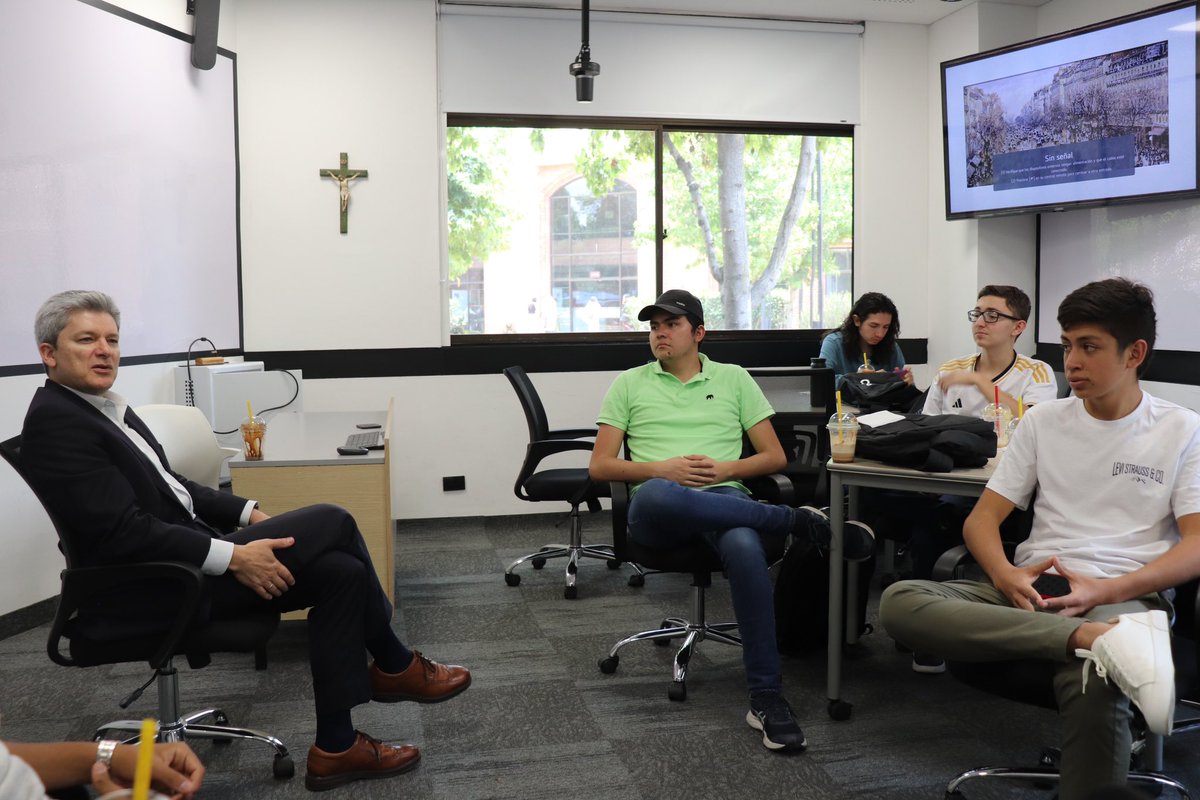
top-left (952, 399), bottom-right (963, 408)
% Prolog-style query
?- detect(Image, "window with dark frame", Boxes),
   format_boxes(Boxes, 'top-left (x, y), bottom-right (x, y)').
top-left (446, 116), bottom-right (854, 341)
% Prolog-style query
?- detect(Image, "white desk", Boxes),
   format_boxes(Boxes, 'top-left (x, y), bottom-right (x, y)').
top-left (824, 456), bottom-right (997, 718)
top-left (229, 407), bottom-right (394, 614)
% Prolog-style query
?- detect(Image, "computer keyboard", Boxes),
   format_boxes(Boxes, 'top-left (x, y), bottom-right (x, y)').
top-left (343, 430), bottom-right (384, 449)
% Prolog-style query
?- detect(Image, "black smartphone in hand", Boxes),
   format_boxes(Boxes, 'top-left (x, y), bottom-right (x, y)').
top-left (1033, 573), bottom-right (1070, 599)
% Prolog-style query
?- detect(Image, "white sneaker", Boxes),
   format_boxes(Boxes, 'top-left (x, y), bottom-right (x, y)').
top-left (1075, 609), bottom-right (1174, 736)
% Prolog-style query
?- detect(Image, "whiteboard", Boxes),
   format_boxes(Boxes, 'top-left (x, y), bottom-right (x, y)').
top-left (1038, 198), bottom-right (1200, 354)
top-left (0, 0), bottom-right (240, 371)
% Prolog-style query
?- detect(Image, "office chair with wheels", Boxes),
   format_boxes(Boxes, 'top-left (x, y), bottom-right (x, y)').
top-left (931, 543), bottom-right (1200, 800)
top-left (134, 404), bottom-right (240, 489)
top-left (0, 435), bottom-right (294, 780)
top-left (597, 472), bottom-right (794, 701)
top-left (502, 366), bottom-right (642, 599)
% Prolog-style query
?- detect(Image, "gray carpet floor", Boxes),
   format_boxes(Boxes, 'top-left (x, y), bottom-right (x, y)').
top-left (1, 511), bottom-right (1196, 799)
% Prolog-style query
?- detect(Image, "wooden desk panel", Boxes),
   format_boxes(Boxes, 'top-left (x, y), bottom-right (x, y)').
top-left (231, 461), bottom-right (393, 600)
top-left (229, 407), bottom-right (393, 619)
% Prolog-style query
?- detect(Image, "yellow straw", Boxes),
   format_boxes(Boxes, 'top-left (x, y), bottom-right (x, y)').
top-left (862, 353), bottom-right (869, 370)
top-left (247, 400), bottom-right (254, 420)
top-left (835, 393), bottom-right (844, 444)
top-left (132, 718), bottom-right (157, 800)
top-left (1018, 396), bottom-right (1024, 419)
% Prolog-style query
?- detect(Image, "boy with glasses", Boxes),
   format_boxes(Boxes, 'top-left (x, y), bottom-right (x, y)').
top-left (901, 286), bottom-right (1056, 673)
top-left (923, 285), bottom-right (1057, 416)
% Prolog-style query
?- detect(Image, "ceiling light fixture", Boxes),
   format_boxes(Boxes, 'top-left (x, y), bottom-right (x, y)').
top-left (568, 0), bottom-right (600, 103)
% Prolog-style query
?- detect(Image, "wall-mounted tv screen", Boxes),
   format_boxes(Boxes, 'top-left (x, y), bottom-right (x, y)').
top-left (942, 1), bottom-right (1199, 220)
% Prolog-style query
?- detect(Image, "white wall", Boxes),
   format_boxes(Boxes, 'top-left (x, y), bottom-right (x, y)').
top-left (0, 0), bottom-right (240, 618)
top-left (236, 0), bottom-right (442, 351)
top-left (858, 20), bottom-right (930, 384)
top-left (230, 1), bottom-right (938, 521)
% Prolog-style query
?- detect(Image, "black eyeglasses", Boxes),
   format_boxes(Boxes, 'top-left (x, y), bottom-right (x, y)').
top-left (967, 309), bottom-right (1021, 324)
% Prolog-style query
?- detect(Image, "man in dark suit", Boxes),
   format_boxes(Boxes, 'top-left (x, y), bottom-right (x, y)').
top-left (20, 290), bottom-right (471, 792)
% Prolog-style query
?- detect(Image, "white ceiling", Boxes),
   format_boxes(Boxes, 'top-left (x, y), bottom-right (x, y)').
top-left (448, 0), bottom-right (1052, 26)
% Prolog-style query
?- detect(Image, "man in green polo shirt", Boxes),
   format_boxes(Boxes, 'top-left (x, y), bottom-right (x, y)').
top-left (589, 289), bottom-right (874, 753)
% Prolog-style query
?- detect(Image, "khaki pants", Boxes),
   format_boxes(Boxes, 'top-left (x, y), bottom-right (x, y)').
top-left (880, 579), bottom-right (1169, 800)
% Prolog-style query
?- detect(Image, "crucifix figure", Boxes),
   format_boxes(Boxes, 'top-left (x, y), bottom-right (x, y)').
top-left (319, 152), bottom-right (369, 234)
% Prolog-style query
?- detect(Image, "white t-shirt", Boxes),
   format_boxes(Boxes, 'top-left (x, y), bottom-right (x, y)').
top-left (0, 742), bottom-right (47, 800)
top-left (923, 353), bottom-right (1057, 417)
top-left (987, 393), bottom-right (1200, 578)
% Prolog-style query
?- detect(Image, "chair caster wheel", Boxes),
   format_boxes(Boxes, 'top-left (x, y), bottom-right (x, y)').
top-left (504, 573), bottom-right (520, 587)
top-left (668, 682), bottom-right (687, 702)
top-left (627, 574), bottom-right (645, 588)
top-left (564, 585), bottom-right (578, 599)
top-left (827, 699), bottom-right (852, 720)
top-left (598, 655), bottom-right (619, 674)
top-left (273, 754), bottom-right (295, 779)
top-left (606, 559), bottom-right (621, 569)
top-left (531, 557), bottom-right (546, 570)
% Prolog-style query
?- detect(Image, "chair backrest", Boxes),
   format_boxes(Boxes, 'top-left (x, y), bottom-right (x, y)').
top-left (0, 433), bottom-right (88, 568)
top-left (503, 366), bottom-right (550, 443)
top-left (134, 404), bottom-right (238, 489)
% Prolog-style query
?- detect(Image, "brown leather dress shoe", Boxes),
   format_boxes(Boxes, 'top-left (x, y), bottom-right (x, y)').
top-left (369, 650), bottom-right (472, 703)
top-left (305, 731), bottom-right (420, 792)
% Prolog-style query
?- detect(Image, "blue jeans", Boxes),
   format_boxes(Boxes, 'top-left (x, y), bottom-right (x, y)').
top-left (627, 478), bottom-right (794, 695)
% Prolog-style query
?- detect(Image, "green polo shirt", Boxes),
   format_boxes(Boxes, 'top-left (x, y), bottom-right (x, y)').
top-left (596, 352), bottom-right (775, 493)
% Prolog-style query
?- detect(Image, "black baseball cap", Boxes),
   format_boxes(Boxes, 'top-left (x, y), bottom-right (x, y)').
top-left (637, 289), bottom-right (704, 325)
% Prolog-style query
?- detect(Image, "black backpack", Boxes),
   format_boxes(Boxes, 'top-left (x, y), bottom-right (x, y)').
top-left (855, 413), bottom-right (997, 472)
top-left (774, 539), bottom-right (875, 655)
top-left (837, 372), bottom-right (923, 412)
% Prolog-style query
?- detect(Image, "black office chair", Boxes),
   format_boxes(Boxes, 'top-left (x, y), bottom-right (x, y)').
top-left (597, 472), bottom-right (794, 701)
top-left (931, 543), bottom-right (1200, 799)
top-left (502, 366), bottom-right (642, 599)
top-left (0, 435), bottom-right (294, 780)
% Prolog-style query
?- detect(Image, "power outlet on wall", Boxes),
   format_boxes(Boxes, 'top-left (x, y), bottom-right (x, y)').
top-left (442, 475), bottom-right (466, 492)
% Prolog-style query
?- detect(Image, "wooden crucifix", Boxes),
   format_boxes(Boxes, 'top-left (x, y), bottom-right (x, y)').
top-left (319, 152), bottom-right (369, 234)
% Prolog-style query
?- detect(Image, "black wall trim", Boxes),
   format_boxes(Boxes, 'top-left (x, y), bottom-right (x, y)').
top-left (247, 337), bottom-right (929, 380)
top-left (1034, 344), bottom-right (1200, 387)
top-left (0, 596), bottom-right (55, 642)
top-left (0, 349), bottom-right (246, 379)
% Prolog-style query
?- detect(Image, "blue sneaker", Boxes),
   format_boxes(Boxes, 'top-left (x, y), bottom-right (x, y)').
top-left (791, 506), bottom-right (875, 562)
top-left (746, 691), bottom-right (807, 752)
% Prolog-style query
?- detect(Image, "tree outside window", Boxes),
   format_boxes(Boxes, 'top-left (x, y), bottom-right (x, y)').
top-left (446, 119), bottom-right (853, 336)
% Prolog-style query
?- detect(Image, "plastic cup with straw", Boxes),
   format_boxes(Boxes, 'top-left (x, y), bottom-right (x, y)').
top-left (241, 401), bottom-right (265, 460)
top-left (994, 386), bottom-right (1002, 436)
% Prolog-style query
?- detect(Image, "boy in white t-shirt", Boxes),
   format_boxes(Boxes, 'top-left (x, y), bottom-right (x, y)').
top-left (923, 285), bottom-right (1057, 417)
top-left (881, 278), bottom-right (1200, 800)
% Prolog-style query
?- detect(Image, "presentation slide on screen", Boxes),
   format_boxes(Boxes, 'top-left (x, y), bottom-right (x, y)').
top-left (944, 5), bottom-right (1197, 215)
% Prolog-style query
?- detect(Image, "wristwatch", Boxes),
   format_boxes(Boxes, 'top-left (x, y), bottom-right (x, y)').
top-left (96, 738), bottom-right (119, 767)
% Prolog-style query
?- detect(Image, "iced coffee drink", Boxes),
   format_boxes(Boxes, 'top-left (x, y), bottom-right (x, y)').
top-left (828, 412), bottom-right (860, 463)
top-left (240, 416), bottom-right (266, 461)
